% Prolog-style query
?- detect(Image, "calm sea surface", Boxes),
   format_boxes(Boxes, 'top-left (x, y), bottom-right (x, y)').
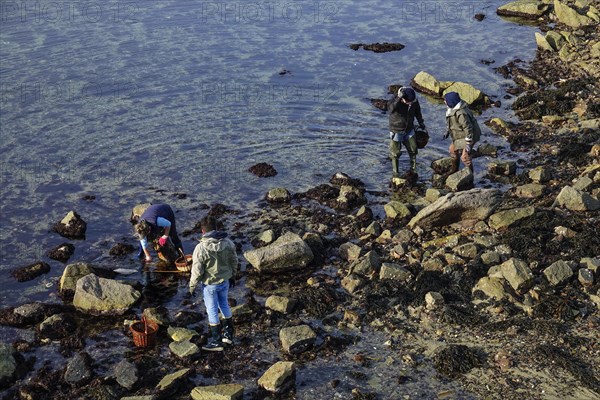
top-left (1, 1), bottom-right (536, 305)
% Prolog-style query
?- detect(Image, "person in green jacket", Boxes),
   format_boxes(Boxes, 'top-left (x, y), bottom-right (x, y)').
top-left (443, 92), bottom-right (481, 174)
top-left (189, 215), bottom-right (238, 351)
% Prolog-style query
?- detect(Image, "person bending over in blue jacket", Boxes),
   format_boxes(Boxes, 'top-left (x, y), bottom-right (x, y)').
top-left (135, 204), bottom-right (184, 263)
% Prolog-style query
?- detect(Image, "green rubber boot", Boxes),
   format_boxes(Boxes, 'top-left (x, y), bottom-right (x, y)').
top-left (392, 158), bottom-right (399, 176)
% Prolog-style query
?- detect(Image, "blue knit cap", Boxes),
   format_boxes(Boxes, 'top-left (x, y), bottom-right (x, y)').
top-left (444, 92), bottom-right (461, 108)
top-left (400, 87), bottom-right (416, 102)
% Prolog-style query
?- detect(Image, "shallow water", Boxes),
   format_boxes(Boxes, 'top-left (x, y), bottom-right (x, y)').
top-left (1, 0), bottom-right (537, 372)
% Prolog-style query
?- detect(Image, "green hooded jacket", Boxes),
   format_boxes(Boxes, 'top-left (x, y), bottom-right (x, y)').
top-left (446, 100), bottom-right (481, 150)
top-left (189, 231), bottom-right (238, 293)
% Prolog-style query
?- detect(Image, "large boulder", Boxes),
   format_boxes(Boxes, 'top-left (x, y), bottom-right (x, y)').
top-left (243, 232), bottom-right (314, 273)
top-left (0, 344), bottom-right (17, 389)
top-left (442, 82), bottom-right (485, 106)
top-left (408, 188), bottom-right (502, 230)
top-left (496, 0), bottom-right (550, 19)
top-left (553, 0), bottom-right (594, 27)
top-left (411, 71), bottom-right (442, 97)
top-left (73, 274), bottom-right (141, 316)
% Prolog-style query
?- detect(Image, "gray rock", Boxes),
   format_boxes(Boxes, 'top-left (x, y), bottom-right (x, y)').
top-left (473, 277), bottom-right (509, 300)
top-left (528, 166), bottom-right (552, 183)
top-left (543, 260), bottom-right (574, 286)
top-left (425, 188), bottom-right (444, 203)
top-left (169, 340), bottom-right (200, 358)
top-left (578, 268), bottom-right (595, 287)
top-left (279, 325), bottom-right (316, 354)
top-left (257, 361), bottom-right (296, 394)
top-left (73, 274), bottom-right (141, 316)
top-left (445, 168), bottom-right (474, 192)
top-left (545, 31), bottom-right (567, 51)
top-left (422, 257), bottom-right (445, 271)
top-left (573, 176), bottom-right (593, 191)
top-left (408, 188), bottom-right (502, 229)
top-left (191, 384), bottom-right (244, 400)
top-left (425, 292), bottom-right (445, 309)
top-left (13, 302), bottom-right (45, 320)
top-left (481, 251), bottom-right (501, 265)
top-left (265, 295), bottom-right (297, 314)
top-left (393, 229), bottom-right (415, 245)
top-left (113, 359), bottom-right (138, 390)
top-left (556, 186), bottom-right (600, 211)
top-left (167, 326), bottom-right (198, 342)
top-left (535, 32), bottom-right (554, 51)
top-left (143, 307), bottom-right (171, 327)
top-left (442, 82), bottom-right (486, 106)
top-left (496, 0), bottom-right (549, 18)
top-left (431, 157), bottom-right (457, 175)
top-left (500, 258), bottom-right (533, 293)
top-left (254, 229), bottom-right (275, 245)
top-left (39, 313), bottom-right (76, 340)
top-left (554, 0), bottom-right (593, 27)
top-left (472, 234), bottom-right (499, 248)
top-left (341, 274), bottom-right (366, 295)
top-left (0, 344), bottom-right (17, 387)
top-left (54, 210), bottom-right (87, 240)
top-left (364, 221), bottom-right (382, 237)
top-left (348, 250), bottom-right (381, 277)
top-left (384, 201), bottom-right (411, 219)
top-left (515, 183), bottom-right (544, 198)
top-left (453, 243), bottom-right (479, 259)
top-left (121, 397), bottom-right (154, 400)
top-left (411, 71), bottom-right (442, 96)
top-left (156, 368), bottom-right (191, 392)
top-left (64, 352), bottom-right (93, 386)
top-left (379, 263), bottom-right (412, 281)
top-left (580, 257), bottom-right (600, 273)
top-left (243, 232), bottom-right (314, 273)
top-left (59, 262), bottom-right (95, 298)
top-left (266, 188), bottom-right (291, 203)
top-left (336, 185), bottom-right (366, 209)
top-left (488, 161), bottom-right (517, 176)
top-left (477, 143), bottom-right (498, 157)
top-left (339, 242), bottom-right (361, 261)
top-left (488, 206), bottom-right (535, 230)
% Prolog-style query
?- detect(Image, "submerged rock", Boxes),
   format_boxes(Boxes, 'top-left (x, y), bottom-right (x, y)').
top-left (248, 162), bottom-right (277, 177)
top-left (64, 352), bottom-right (93, 386)
top-left (265, 187), bottom-right (291, 203)
top-left (113, 359), bottom-right (138, 390)
top-left (10, 262), bottom-right (50, 282)
top-left (349, 42), bottom-right (404, 53)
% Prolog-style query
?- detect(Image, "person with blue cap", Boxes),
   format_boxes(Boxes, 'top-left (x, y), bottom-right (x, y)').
top-left (443, 92), bottom-right (481, 174)
top-left (386, 86), bottom-right (426, 176)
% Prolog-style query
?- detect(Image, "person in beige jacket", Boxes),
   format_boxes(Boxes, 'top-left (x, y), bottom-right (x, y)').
top-left (443, 92), bottom-right (481, 174)
top-left (189, 215), bottom-right (238, 351)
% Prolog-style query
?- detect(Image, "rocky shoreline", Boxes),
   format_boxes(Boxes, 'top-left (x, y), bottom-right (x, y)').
top-left (2, 1), bottom-right (600, 399)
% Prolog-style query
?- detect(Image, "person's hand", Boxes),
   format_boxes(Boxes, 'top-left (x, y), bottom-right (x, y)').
top-left (228, 277), bottom-right (236, 288)
top-left (144, 255), bottom-right (152, 263)
top-left (443, 131), bottom-right (450, 140)
top-left (158, 235), bottom-right (168, 246)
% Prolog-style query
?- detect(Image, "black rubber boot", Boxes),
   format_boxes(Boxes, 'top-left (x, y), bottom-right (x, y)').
top-left (222, 318), bottom-right (234, 345)
top-left (202, 324), bottom-right (224, 352)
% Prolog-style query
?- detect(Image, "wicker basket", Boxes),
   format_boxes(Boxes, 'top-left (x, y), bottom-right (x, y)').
top-left (175, 254), bottom-right (192, 272)
top-left (130, 318), bottom-right (158, 348)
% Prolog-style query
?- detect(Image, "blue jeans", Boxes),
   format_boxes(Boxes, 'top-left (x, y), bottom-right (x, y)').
top-left (202, 280), bottom-right (232, 325)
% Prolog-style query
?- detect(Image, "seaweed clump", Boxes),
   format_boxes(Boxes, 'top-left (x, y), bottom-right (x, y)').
top-left (433, 344), bottom-right (484, 378)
